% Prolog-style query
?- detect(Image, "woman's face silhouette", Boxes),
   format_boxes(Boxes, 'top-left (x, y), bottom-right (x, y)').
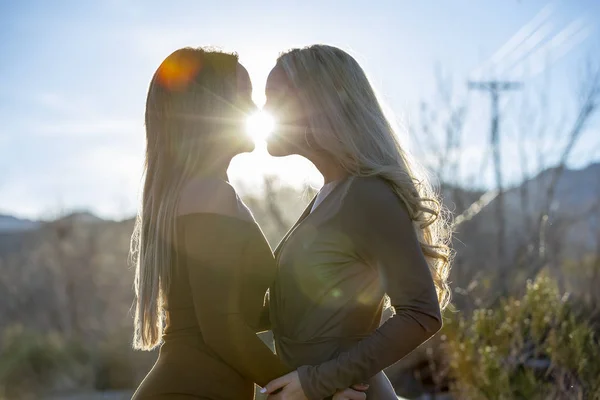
top-left (229, 62), bottom-right (256, 156)
top-left (263, 65), bottom-right (308, 157)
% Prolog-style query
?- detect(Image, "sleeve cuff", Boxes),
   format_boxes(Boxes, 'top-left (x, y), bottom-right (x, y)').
top-left (297, 365), bottom-right (329, 400)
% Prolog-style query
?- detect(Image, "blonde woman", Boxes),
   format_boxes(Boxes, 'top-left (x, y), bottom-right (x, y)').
top-left (261, 45), bottom-right (451, 400)
top-left (129, 47), bottom-right (295, 399)
top-left (130, 47), bottom-right (365, 400)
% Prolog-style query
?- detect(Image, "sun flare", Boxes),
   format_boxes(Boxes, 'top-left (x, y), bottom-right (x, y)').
top-left (246, 111), bottom-right (275, 144)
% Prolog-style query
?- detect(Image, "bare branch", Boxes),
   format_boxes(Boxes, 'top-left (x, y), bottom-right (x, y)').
top-left (263, 175), bottom-right (289, 234)
top-left (452, 189), bottom-right (499, 228)
top-left (537, 63), bottom-right (600, 259)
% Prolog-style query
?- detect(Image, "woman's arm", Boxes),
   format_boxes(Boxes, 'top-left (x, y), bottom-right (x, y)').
top-left (296, 178), bottom-right (443, 399)
top-left (183, 213), bottom-right (291, 387)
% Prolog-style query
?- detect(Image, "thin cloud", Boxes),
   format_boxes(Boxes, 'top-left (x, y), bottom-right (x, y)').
top-left (1, 144), bottom-right (144, 220)
top-left (130, 27), bottom-right (207, 60)
top-left (33, 92), bottom-right (89, 115)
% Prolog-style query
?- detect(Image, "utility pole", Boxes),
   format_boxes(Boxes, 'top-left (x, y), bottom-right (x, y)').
top-left (468, 80), bottom-right (522, 264)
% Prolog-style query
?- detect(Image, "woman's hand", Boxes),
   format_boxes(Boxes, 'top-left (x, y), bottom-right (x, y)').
top-left (262, 371), bottom-right (307, 400)
top-left (262, 371), bottom-right (369, 400)
top-left (333, 387), bottom-right (367, 400)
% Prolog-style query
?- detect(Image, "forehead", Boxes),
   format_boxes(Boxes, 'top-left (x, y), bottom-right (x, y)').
top-left (236, 63), bottom-right (252, 91)
top-left (266, 65), bottom-right (292, 92)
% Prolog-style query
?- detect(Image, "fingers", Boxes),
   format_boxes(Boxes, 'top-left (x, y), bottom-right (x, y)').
top-left (264, 388), bottom-right (283, 398)
top-left (332, 388), bottom-right (367, 400)
top-left (351, 383), bottom-right (370, 392)
top-left (260, 373), bottom-right (292, 395)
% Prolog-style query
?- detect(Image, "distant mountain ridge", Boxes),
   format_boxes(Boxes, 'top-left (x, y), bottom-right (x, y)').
top-left (453, 162), bottom-right (600, 269)
top-left (0, 211), bottom-right (108, 233)
top-left (0, 214), bottom-right (41, 233)
top-left (0, 162), bottom-right (597, 257)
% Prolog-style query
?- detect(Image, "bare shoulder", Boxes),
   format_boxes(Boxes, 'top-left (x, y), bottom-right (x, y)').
top-left (177, 178), bottom-right (254, 222)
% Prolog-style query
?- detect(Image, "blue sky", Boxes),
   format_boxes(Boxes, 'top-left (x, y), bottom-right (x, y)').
top-left (1, 0), bottom-right (599, 219)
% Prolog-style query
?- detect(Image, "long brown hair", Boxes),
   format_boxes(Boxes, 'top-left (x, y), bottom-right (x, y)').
top-left (130, 48), bottom-right (240, 350)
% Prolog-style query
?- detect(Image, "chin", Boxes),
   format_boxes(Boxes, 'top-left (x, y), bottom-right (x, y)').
top-left (266, 136), bottom-right (293, 157)
top-left (243, 141), bottom-right (255, 154)
top-left (235, 139), bottom-right (255, 155)
top-left (266, 142), bottom-right (288, 157)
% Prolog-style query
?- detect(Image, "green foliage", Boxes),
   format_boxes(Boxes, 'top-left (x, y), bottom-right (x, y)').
top-left (93, 331), bottom-right (155, 391)
top-left (442, 274), bottom-right (600, 400)
top-left (0, 325), bottom-right (154, 398)
top-left (0, 325), bottom-right (93, 399)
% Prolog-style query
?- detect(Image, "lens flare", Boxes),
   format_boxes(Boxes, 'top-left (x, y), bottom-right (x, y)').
top-left (157, 54), bottom-right (202, 90)
top-left (246, 111), bottom-right (275, 143)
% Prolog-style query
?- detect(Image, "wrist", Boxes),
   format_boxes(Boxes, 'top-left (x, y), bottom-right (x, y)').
top-left (297, 365), bottom-right (326, 400)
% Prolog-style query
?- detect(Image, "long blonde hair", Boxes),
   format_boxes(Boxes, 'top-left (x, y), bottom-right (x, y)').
top-left (277, 45), bottom-right (452, 309)
top-left (130, 48), bottom-right (240, 350)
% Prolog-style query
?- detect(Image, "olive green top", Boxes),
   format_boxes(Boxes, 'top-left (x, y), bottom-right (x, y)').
top-left (269, 175), bottom-right (442, 400)
top-left (132, 179), bottom-right (289, 400)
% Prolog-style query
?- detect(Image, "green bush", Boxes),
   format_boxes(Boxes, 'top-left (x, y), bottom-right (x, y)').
top-left (0, 325), bottom-right (156, 398)
top-left (93, 331), bottom-right (155, 391)
top-left (442, 274), bottom-right (600, 400)
top-left (0, 325), bottom-right (93, 399)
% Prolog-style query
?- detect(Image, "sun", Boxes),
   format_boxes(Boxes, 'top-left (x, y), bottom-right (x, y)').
top-left (246, 110), bottom-right (275, 144)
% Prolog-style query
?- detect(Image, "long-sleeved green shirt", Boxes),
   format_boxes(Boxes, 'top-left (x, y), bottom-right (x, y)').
top-left (132, 178), bottom-right (290, 400)
top-left (270, 175), bottom-right (443, 400)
